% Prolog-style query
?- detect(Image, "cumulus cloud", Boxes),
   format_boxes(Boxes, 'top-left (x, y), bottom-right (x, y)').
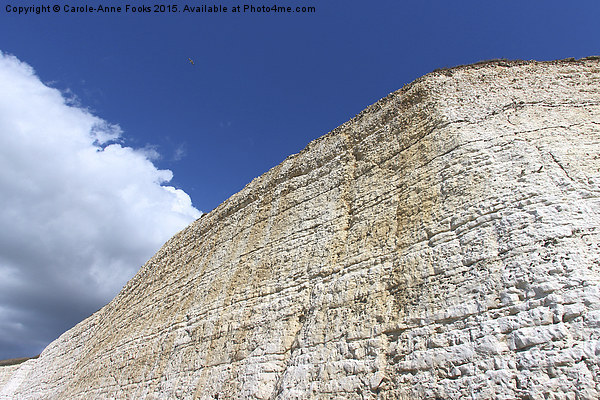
top-left (0, 51), bottom-right (201, 359)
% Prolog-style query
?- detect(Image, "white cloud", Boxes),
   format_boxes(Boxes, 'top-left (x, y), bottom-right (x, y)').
top-left (0, 51), bottom-right (202, 359)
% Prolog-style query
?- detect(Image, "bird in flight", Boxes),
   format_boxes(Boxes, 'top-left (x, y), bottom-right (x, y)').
top-left (188, 58), bottom-right (195, 65)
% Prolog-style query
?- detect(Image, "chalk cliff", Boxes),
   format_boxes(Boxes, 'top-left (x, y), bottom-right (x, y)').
top-left (2, 58), bottom-right (600, 399)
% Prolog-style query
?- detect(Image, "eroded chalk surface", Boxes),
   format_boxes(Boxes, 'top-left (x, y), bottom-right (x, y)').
top-left (2, 58), bottom-right (600, 399)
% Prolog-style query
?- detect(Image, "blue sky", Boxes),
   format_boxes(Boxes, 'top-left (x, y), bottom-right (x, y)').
top-left (4, 1), bottom-right (597, 212)
top-left (0, 1), bottom-right (599, 359)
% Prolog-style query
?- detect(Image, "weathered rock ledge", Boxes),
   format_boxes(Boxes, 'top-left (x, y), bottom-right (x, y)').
top-left (2, 57), bottom-right (600, 399)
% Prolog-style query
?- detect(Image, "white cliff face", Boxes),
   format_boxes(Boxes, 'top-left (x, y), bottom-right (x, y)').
top-left (2, 58), bottom-right (600, 399)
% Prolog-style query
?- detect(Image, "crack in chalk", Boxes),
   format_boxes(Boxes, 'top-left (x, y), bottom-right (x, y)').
top-left (269, 312), bottom-right (307, 400)
top-left (461, 100), bottom-right (600, 125)
top-left (548, 151), bottom-right (575, 182)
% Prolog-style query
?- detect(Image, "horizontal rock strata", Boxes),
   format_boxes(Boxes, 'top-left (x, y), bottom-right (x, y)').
top-left (2, 57), bottom-right (600, 399)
